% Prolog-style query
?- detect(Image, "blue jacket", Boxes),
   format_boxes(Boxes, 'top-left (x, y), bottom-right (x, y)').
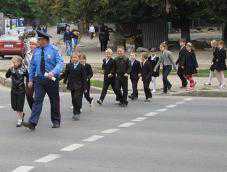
top-left (29, 44), bottom-right (64, 81)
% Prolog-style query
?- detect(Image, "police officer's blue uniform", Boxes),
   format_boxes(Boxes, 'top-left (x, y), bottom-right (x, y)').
top-left (28, 42), bottom-right (64, 127)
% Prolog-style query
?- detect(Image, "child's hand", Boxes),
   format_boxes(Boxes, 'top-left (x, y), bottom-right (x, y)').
top-left (28, 81), bottom-right (33, 88)
top-left (108, 74), bottom-right (113, 78)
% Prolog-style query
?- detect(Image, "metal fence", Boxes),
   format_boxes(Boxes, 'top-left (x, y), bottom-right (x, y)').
top-left (140, 22), bottom-right (168, 49)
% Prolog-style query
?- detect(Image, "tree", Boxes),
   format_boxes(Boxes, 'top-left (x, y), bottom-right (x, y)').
top-left (164, 0), bottom-right (207, 41)
top-left (206, 0), bottom-right (227, 42)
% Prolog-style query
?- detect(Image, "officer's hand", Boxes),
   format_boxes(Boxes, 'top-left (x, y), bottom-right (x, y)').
top-left (124, 74), bottom-right (129, 78)
top-left (47, 72), bottom-right (54, 79)
top-left (28, 81), bottom-right (33, 88)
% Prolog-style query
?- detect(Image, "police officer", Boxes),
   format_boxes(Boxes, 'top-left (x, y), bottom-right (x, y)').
top-left (22, 31), bottom-right (64, 130)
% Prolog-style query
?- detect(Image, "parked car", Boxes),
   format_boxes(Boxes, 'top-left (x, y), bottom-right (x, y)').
top-left (0, 34), bottom-right (25, 59)
top-left (57, 23), bottom-right (68, 34)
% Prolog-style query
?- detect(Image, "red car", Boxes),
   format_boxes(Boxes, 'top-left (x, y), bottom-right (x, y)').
top-left (0, 35), bottom-right (25, 59)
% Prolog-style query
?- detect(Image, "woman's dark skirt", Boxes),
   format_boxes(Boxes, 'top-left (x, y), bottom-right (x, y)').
top-left (11, 90), bottom-right (25, 112)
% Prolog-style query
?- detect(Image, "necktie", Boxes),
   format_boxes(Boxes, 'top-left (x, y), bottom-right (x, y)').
top-left (40, 47), bottom-right (45, 75)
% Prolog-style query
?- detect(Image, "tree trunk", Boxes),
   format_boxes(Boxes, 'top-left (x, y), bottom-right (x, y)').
top-left (223, 22), bottom-right (227, 43)
top-left (180, 16), bottom-right (191, 42)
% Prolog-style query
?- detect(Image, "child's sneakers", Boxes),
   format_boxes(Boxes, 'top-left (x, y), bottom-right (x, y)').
top-left (97, 99), bottom-right (103, 105)
top-left (219, 84), bottom-right (225, 90)
top-left (204, 82), bottom-right (211, 86)
top-left (16, 118), bottom-right (23, 127)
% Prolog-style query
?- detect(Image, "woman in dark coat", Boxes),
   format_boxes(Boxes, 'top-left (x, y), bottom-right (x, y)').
top-left (205, 40), bottom-right (219, 85)
top-left (185, 43), bottom-right (198, 91)
top-left (6, 57), bottom-right (28, 127)
top-left (149, 53), bottom-right (160, 93)
top-left (215, 40), bottom-right (226, 89)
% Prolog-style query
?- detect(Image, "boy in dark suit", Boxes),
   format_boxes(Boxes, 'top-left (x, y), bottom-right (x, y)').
top-left (141, 52), bottom-right (153, 102)
top-left (64, 54), bottom-right (86, 121)
top-left (114, 47), bottom-right (131, 107)
top-left (79, 53), bottom-right (94, 105)
top-left (129, 52), bottom-right (141, 100)
top-left (97, 48), bottom-right (118, 105)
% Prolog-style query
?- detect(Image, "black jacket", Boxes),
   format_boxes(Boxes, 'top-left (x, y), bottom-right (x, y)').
top-left (84, 63), bottom-right (93, 81)
top-left (176, 46), bottom-right (187, 67)
top-left (215, 48), bottom-right (227, 71)
top-left (210, 47), bottom-right (219, 71)
top-left (149, 56), bottom-right (160, 77)
top-left (63, 31), bottom-right (72, 42)
top-left (102, 58), bottom-right (115, 79)
top-left (63, 62), bottom-right (86, 91)
top-left (141, 60), bottom-right (153, 82)
top-left (114, 56), bottom-right (131, 77)
top-left (6, 66), bottom-right (28, 93)
top-left (184, 50), bottom-right (199, 75)
top-left (130, 60), bottom-right (141, 80)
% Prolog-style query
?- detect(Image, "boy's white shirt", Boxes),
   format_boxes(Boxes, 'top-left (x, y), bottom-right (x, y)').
top-left (151, 55), bottom-right (156, 60)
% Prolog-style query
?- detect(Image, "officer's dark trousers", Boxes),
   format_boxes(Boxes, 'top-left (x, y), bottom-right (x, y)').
top-left (29, 77), bottom-right (61, 126)
top-left (25, 83), bottom-right (34, 110)
top-left (100, 41), bottom-right (108, 52)
top-left (71, 89), bottom-right (83, 115)
top-left (163, 65), bottom-right (172, 93)
top-left (100, 77), bottom-right (118, 101)
top-left (116, 76), bottom-right (128, 104)
top-left (130, 79), bottom-right (139, 98)
top-left (84, 82), bottom-right (92, 103)
top-left (143, 79), bottom-right (152, 99)
top-left (177, 67), bottom-right (187, 87)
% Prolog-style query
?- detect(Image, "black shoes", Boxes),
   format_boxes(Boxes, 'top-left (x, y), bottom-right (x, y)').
top-left (97, 99), bottom-right (103, 105)
top-left (72, 114), bottom-right (80, 121)
top-left (119, 101), bottom-right (128, 107)
top-left (52, 123), bottom-right (60, 128)
top-left (129, 95), bottom-right (138, 100)
top-left (22, 122), bottom-right (36, 131)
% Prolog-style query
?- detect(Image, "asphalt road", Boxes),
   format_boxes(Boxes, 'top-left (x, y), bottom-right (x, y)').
top-left (0, 86), bottom-right (227, 172)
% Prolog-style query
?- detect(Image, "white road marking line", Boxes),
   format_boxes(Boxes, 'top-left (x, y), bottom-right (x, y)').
top-left (184, 98), bottom-right (193, 101)
top-left (0, 106), bottom-right (5, 109)
top-left (132, 117), bottom-right (147, 122)
top-left (83, 135), bottom-right (104, 142)
top-left (101, 129), bottom-right (120, 134)
top-left (61, 144), bottom-right (84, 152)
top-left (156, 108), bottom-right (167, 112)
top-left (166, 104), bottom-right (177, 108)
top-left (144, 112), bottom-right (158, 117)
top-left (12, 166), bottom-right (34, 172)
top-left (176, 101), bottom-right (185, 105)
top-left (34, 154), bottom-right (61, 163)
top-left (118, 122), bottom-right (135, 128)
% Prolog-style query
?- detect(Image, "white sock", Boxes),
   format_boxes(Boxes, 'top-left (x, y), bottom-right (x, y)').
top-left (152, 77), bottom-right (157, 91)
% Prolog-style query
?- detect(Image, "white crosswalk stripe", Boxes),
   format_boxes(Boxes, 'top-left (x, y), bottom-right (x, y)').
top-left (83, 135), bottom-right (104, 142)
top-left (12, 166), bottom-right (34, 172)
top-left (35, 154), bottom-right (61, 163)
top-left (118, 122), bottom-right (135, 128)
top-left (61, 144), bottom-right (84, 152)
top-left (101, 129), bottom-right (120, 134)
